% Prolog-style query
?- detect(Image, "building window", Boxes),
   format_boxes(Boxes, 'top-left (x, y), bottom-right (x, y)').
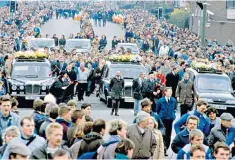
top-left (227, 0), bottom-right (235, 8)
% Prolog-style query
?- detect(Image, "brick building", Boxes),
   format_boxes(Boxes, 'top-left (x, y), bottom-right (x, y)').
top-left (189, 1), bottom-right (235, 44)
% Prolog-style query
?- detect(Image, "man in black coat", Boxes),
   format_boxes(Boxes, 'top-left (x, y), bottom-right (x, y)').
top-left (142, 72), bottom-right (160, 112)
top-left (49, 71), bottom-right (70, 104)
top-left (166, 67), bottom-right (179, 98)
top-left (52, 34), bottom-right (59, 46)
top-left (132, 72), bottom-right (145, 116)
top-left (110, 71), bottom-right (124, 116)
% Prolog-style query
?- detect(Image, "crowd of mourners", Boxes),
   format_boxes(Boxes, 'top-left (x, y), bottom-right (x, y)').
top-left (0, 1), bottom-right (235, 160)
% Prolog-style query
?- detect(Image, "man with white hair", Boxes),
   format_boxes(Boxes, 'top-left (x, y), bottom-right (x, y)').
top-left (44, 94), bottom-right (57, 104)
top-left (127, 111), bottom-right (157, 159)
top-left (77, 62), bottom-right (89, 101)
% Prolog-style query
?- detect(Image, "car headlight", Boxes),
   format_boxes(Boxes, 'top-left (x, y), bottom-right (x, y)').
top-left (202, 98), bottom-right (213, 103)
top-left (42, 85), bottom-right (47, 90)
top-left (19, 86), bottom-right (24, 90)
top-left (226, 100), bottom-right (235, 104)
top-left (12, 85), bottom-right (17, 90)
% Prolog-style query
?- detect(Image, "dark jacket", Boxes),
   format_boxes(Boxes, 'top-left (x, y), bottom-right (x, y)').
top-left (30, 143), bottom-right (72, 159)
top-left (59, 38), bottom-right (66, 46)
top-left (57, 61), bottom-right (68, 71)
top-left (171, 128), bottom-right (190, 153)
top-left (132, 78), bottom-right (143, 100)
top-left (87, 68), bottom-right (94, 81)
top-left (110, 77), bottom-right (124, 99)
top-left (77, 132), bottom-right (104, 158)
top-left (156, 96), bottom-right (177, 121)
top-left (142, 79), bottom-right (156, 99)
top-left (172, 128), bottom-right (208, 153)
top-left (55, 118), bottom-right (71, 141)
top-left (52, 36), bottom-right (58, 46)
top-left (49, 77), bottom-right (68, 101)
top-left (99, 39), bottom-right (107, 48)
top-left (68, 69), bottom-right (77, 81)
top-left (112, 39), bottom-right (119, 49)
top-left (165, 72), bottom-right (179, 97)
top-left (32, 112), bottom-right (48, 134)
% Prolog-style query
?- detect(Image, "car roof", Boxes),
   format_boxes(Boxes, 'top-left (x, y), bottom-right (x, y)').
top-left (13, 59), bottom-right (50, 65)
top-left (67, 39), bottom-right (91, 42)
top-left (117, 43), bottom-right (137, 46)
top-left (108, 62), bottom-right (143, 68)
top-left (187, 68), bottom-right (229, 78)
top-left (30, 38), bottom-right (54, 41)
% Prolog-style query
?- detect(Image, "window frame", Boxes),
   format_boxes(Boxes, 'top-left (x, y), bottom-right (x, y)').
top-left (226, 0), bottom-right (235, 9)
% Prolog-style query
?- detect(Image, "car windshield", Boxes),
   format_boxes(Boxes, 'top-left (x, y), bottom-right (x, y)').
top-left (30, 40), bottom-right (55, 48)
top-left (117, 45), bottom-right (139, 53)
top-left (197, 75), bottom-right (233, 93)
top-left (108, 66), bottom-right (145, 79)
top-left (66, 40), bottom-right (90, 49)
top-left (12, 65), bottom-right (51, 78)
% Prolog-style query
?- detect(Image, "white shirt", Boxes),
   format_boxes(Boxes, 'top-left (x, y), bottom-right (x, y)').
top-left (165, 97), bottom-right (170, 102)
top-left (159, 45), bottom-right (169, 57)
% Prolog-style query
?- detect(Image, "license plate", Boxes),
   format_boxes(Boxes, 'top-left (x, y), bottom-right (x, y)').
top-left (25, 96), bottom-right (37, 100)
top-left (213, 105), bottom-right (227, 110)
top-left (125, 98), bottom-right (134, 103)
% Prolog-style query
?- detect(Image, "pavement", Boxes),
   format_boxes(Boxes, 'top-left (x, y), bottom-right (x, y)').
top-left (20, 18), bottom-right (178, 159)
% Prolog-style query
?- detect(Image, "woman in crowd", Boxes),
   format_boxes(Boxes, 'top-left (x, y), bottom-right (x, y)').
top-left (114, 138), bottom-right (135, 160)
top-left (97, 119), bottom-right (127, 159)
top-left (0, 126), bottom-right (20, 158)
top-left (149, 117), bottom-right (164, 160)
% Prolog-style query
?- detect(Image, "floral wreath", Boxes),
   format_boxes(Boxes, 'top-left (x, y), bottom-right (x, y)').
top-left (14, 51), bottom-right (48, 59)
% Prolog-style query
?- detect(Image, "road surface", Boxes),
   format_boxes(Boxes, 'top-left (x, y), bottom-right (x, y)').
top-left (41, 18), bottom-right (81, 38)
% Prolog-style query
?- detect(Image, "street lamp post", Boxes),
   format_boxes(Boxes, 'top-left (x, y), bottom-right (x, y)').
top-left (201, 1), bottom-right (207, 47)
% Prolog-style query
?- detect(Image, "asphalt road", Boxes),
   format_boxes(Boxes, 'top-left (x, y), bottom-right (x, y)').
top-left (20, 18), bottom-right (178, 159)
top-left (41, 18), bottom-right (81, 38)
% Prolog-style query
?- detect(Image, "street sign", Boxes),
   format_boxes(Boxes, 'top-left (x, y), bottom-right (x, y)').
top-left (206, 23), bottom-right (210, 27)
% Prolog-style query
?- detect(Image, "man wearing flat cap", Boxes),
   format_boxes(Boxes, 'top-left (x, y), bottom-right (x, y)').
top-left (8, 143), bottom-right (30, 160)
top-left (208, 113), bottom-right (235, 148)
top-left (127, 111), bottom-right (157, 159)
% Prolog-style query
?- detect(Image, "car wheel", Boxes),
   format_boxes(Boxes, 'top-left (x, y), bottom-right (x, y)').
top-left (107, 98), bottom-right (112, 108)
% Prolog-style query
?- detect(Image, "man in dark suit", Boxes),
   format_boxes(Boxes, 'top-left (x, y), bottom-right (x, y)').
top-left (56, 55), bottom-right (67, 75)
top-left (142, 72), bottom-right (159, 112)
top-left (132, 72), bottom-right (145, 116)
top-left (52, 34), bottom-right (59, 46)
top-left (166, 67), bottom-right (179, 98)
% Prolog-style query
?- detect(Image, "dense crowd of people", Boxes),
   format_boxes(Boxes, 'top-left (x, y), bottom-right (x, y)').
top-left (0, 1), bottom-right (235, 160)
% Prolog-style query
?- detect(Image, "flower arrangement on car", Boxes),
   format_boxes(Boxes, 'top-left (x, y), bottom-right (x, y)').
top-left (191, 58), bottom-right (223, 73)
top-left (107, 54), bottom-right (142, 63)
top-left (14, 51), bottom-right (48, 59)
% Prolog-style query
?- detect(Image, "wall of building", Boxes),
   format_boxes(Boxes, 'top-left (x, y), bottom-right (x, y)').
top-left (189, 1), bottom-right (235, 44)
